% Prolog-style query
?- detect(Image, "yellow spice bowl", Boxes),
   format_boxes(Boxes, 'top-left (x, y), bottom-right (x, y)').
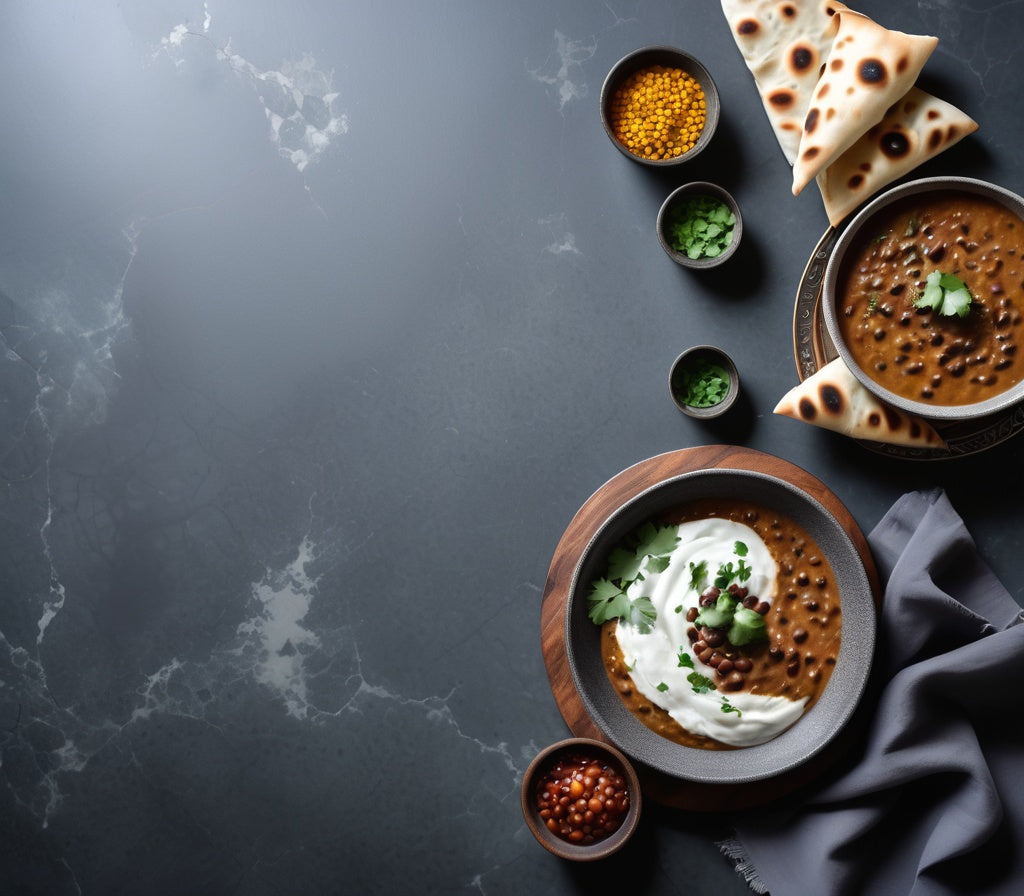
top-left (600, 46), bottom-right (720, 167)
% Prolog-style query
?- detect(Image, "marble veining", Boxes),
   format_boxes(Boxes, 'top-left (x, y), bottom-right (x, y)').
top-left (156, 4), bottom-right (348, 174)
top-left (2, 1), bottom-right (1020, 893)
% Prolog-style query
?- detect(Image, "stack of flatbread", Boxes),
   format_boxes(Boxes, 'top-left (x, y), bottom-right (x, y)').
top-left (721, 1), bottom-right (978, 226)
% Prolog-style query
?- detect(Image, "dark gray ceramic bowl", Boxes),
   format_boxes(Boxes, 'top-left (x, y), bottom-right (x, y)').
top-left (564, 468), bottom-right (875, 785)
top-left (821, 176), bottom-right (1024, 422)
top-left (600, 46), bottom-right (719, 167)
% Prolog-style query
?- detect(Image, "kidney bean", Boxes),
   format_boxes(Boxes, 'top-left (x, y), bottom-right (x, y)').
top-left (535, 751), bottom-right (630, 845)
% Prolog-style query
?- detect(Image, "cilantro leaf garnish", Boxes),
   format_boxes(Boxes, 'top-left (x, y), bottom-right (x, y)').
top-left (606, 547), bottom-right (646, 585)
top-left (721, 697), bottom-right (742, 716)
top-left (687, 672), bottom-right (716, 694)
top-left (677, 650), bottom-right (695, 669)
top-left (586, 523), bottom-right (681, 630)
top-left (586, 579), bottom-right (632, 625)
top-left (914, 270), bottom-right (973, 318)
top-left (714, 561), bottom-right (736, 590)
top-left (629, 596), bottom-right (657, 634)
top-left (736, 558), bottom-right (752, 583)
top-left (657, 682), bottom-right (669, 692)
top-left (637, 523), bottom-right (682, 559)
top-left (688, 559), bottom-right (708, 591)
top-left (734, 541), bottom-right (748, 557)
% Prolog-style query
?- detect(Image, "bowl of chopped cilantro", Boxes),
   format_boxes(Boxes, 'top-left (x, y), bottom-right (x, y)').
top-left (669, 346), bottom-right (739, 418)
top-left (657, 182), bottom-right (742, 269)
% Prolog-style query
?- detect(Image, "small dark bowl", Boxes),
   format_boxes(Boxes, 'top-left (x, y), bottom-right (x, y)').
top-left (521, 737), bottom-right (642, 861)
top-left (600, 46), bottom-right (719, 167)
top-left (669, 345), bottom-right (739, 418)
top-left (658, 182), bottom-right (742, 269)
top-left (564, 469), bottom-right (875, 785)
top-left (821, 176), bottom-right (1024, 422)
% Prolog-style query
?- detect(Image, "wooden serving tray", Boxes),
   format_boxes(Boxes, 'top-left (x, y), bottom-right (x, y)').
top-left (540, 445), bottom-right (880, 811)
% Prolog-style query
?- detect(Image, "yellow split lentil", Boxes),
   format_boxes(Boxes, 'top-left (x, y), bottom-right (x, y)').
top-left (607, 65), bottom-right (707, 161)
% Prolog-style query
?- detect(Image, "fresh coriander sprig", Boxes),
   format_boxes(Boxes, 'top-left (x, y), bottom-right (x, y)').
top-left (586, 523), bottom-right (679, 630)
top-left (914, 270), bottom-right (972, 318)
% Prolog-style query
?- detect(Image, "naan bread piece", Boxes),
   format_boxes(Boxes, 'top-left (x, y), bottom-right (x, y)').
top-left (721, 0), bottom-right (847, 164)
top-left (774, 358), bottom-right (947, 448)
top-left (791, 10), bottom-right (938, 195)
top-left (816, 87), bottom-right (978, 226)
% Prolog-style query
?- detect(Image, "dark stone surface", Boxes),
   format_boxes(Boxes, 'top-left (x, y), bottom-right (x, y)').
top-left (1, 1), bottom-right (1020, 892)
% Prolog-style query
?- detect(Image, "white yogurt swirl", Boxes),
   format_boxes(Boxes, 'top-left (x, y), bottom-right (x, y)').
top-left (614, 517), bottom-right (807, 747)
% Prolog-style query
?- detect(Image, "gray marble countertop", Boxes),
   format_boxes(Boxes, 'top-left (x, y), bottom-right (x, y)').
top-left (2, 1), bottom-right (1021, 893)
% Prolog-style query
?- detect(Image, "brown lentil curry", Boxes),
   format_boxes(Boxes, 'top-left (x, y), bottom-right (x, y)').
top-left (602, 499), bottom-right (841, 751)
top-left (836, 191), bottom-right (1024, 406)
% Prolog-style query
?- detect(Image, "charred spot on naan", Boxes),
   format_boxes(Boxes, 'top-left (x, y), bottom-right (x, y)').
top-left (788, 43), bottom-right (818, 75)
top-left (879, 129), bottom-right (911, 159)
top-left (798, 397), bottom-right (817, 421)
top-left (769, 88), bottom-right (798, 109)
top-left (858, 58), bottom-right (887, 85)
top-left (737, 18), bottom-right (760, 37)
top-left (882, 406), bottom-right (903, 432)
top-left (820, 383), bottom-right (843, 415)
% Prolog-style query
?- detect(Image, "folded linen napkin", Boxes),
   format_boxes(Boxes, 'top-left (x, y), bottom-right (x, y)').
top-left (722, 488), bottom-right (1024, 896)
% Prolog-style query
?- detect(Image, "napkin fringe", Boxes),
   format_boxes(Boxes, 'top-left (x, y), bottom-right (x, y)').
top-left (718, 836), bottom-right (770, 894)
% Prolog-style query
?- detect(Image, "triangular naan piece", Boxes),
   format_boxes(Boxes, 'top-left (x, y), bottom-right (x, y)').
top-left (816, 87), bottom-right (978, 226)
top-left (721, 0), bottom-right (847, 164)
top-left (791, 10), bottom-right (938, 195)
top-left (774, 358), bottom-right (946, 448)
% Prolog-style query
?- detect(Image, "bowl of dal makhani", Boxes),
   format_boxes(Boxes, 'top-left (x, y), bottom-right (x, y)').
top-left (822, 176), bottom-right (1024, 422)
top-left (563, 468), bottom-right (874, 785)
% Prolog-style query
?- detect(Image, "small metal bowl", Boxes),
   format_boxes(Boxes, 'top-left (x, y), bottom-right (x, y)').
top-left (669, 345), bottom-right (740, 418)
top-left (521, 737), bottom-right (642, 861)
top-left (658, 182), bottom-right (742, 269)
top-left (600, 46), bottom-right (720, 167)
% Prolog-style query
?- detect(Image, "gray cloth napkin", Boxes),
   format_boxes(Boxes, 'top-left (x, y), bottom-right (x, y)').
top-left (722, 488), bottom-right (1024, 896)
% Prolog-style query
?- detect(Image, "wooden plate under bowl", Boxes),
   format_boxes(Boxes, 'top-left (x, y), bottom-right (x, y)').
top-left (540, 445), bottom-right (880, 811)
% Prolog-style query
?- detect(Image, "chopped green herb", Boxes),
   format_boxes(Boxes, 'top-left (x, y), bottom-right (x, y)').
top-left (687, 671), bottom-right (716, 694)
top-left (713, 558), bottom-right (752, 590)
top-left (914, 270), bottom-right (973, 318)
top-left (666, 195), bottom-right (736, 260)
top-left (657, 682), bottom-right (669, 692)
top-left (721, 697), bottom-right (742, 716)
top-left (688, 559), bottom-right (709, 591)
top-left (586, 578), bottom-right (632, 625)
top-left (677, 650), bottom-right (695, 669)
top-left (630, 596), bottom-right (657, 634)
top-left (585, 580), bottom-right (657, 632)
top-left (674, 358), bottom-right (731, 408)
top-left (587, 523), bottom-right (680, 630)
top-left (734, 541), bottom-right (748, 557)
